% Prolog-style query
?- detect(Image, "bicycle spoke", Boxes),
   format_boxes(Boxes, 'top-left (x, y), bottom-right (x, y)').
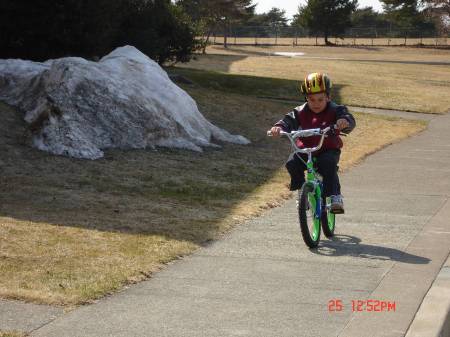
top-left (307, 192), bottom-right (320, 241)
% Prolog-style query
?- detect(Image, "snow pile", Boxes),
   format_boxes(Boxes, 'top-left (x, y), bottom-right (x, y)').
top-left (0, 46), bottom-right (250, 159)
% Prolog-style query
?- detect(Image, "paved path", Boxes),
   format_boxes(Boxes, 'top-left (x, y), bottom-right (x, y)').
top-left (405, 254), bottom-right (450, 336)
top-left (0, 299), bottom-right (64, 332)
top-left (3, 110), bottom-right (450, 337)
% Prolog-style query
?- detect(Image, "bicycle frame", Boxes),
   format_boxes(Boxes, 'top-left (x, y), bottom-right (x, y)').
top-left (280, 126), bottom-right (331, 212)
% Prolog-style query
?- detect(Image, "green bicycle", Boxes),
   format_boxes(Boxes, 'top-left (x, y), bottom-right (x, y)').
top-left (268, 126), bottom-right (338, 248)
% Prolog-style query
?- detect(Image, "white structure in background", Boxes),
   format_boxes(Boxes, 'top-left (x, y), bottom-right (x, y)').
top-left (273, 52), bottom-right (305, 57)
top-left (0, 46), bottom-right (250, 159)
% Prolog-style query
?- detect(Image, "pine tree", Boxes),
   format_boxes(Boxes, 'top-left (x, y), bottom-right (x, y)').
top-left (294, 0), bottom-right (357, 44)
top-left (380, 0), bottom-right (438, 32)
top-left (0, 0), bottom-right (196, 63)
top-left (265, 8), bottom-right (289, 27)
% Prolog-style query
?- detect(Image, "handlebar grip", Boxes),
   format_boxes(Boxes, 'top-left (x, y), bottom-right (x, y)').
top-left (267, 130), bottom-right (273, 137)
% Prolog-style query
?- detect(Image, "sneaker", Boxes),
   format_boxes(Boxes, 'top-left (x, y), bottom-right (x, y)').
top-left (330, 195), bottom-right (345, 214)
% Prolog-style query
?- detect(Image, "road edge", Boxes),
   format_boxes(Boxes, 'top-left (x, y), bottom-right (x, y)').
top-left (405, 254), bottom-right (450, 337)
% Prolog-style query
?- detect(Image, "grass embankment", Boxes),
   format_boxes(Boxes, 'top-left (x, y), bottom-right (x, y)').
top-left (178, 45), bottom-right (450, 114)
top-left (0, 331), bottom-right (26, 337)
top-left (0, 69), bottom-right (426, 306)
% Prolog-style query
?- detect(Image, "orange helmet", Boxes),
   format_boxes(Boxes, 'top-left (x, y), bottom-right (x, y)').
top-left (300, 72), bottom-right (332, 95)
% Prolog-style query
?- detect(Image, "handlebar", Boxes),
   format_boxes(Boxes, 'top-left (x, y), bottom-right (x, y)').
top-left (267, 125), bottom-right (341, 154)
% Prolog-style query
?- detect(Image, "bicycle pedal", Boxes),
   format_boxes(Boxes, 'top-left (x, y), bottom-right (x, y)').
top-left (330, 208), bottom-right (345, 214)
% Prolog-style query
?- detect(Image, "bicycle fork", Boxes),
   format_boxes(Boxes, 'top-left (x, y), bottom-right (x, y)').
top-left (305, 157), bottom-right (322, 219)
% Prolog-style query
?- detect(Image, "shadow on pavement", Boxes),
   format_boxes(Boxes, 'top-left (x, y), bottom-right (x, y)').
top-left (312, 234), bottom-right (431, 264)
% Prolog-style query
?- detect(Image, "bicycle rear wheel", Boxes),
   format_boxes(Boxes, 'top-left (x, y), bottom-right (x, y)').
top-left (321, 196), bottom-right (335, 238)
top-left (298, 183), bottom-right (321, 248)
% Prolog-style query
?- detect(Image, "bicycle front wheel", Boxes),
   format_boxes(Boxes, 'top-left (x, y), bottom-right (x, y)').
top-left (298, 183), bottom-right (321, 248)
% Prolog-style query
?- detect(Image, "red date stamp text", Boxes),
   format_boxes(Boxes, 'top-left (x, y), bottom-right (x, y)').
top-left (328, 299), bottom-right (396, 312)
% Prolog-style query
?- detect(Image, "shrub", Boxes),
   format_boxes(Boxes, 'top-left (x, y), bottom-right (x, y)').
top-left (0, 0), bottom-right (196, 63)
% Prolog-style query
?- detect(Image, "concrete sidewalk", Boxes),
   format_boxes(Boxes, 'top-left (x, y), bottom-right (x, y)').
top-left (4, 111), bottom-right (450, 337)
top-left (405, 254), bottom-right (450, 337)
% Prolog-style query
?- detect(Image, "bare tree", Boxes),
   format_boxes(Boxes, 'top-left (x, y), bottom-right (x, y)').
top-left (177, 0), bottom-right (255, 52)
top-left (421, 0), bottom-right (450, 34)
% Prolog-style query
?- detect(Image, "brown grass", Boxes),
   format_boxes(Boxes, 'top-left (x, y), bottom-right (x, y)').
top-left (180, 45), bottom-right (450, 114)
top-left (0, 83), bottom-right (426, 305)
top-left (0, 331), bottom-right (27, 337)
top-left (210, 37), bottom-right (448, 47)
top-left (204, 44), bottom-right (450, 63)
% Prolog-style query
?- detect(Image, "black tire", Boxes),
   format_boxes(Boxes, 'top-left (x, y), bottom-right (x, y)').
top-left (298, 183), bottom-right (321, 248)
top-left (321, 198), bottom-right (336, 238)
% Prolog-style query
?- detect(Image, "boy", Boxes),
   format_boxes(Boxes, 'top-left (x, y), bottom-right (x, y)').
top-left (269, 72), bottom-right (355, 213)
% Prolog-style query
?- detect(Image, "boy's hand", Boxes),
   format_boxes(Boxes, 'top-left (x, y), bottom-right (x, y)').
top-left (269, 126), bottom-right (282, 137)
top-left (336, 118), bottom-right (350, 131)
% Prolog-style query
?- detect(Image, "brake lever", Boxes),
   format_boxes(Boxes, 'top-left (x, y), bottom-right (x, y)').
top-left (330, 125), bottom-right (348, 137)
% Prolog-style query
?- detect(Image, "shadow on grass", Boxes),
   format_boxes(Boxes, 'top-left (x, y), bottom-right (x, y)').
top-left (219, 46), bottom-right (281, 57)
top-left (206, 45), bottom-right (450, 66)
top-left (312, 234), bottom-right (430, 264)
top-left (0, 100), bottom-right (282, 245)
top-left (0, 69), bottom-right (346, 246)
top-left (330, 45), bottom-right (383, 52)
top-left (168, 67), bottom-right (346, 106)
top-left (224, 44), bottom-right (383, 54)
top-left (186, 53), bottom-right (248, 73)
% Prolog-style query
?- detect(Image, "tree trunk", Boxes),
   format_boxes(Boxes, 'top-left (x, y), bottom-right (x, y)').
top-left (224, 23), bottom-right (228, 49)
top-left (202, 22), bottom-right (217, 54)
top-left (202, 29), bottom-right (212, 54)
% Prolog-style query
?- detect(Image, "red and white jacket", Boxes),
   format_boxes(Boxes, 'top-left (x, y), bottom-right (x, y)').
top-left (274, 102), bottom-right (356, 153)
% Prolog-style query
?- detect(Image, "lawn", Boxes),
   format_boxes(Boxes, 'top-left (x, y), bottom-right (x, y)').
top-left (0, 68), bottom-right (427, 305)
top-left (210, 36), bottom-right (449, 48)
top-left (0, 331), bottom-right (26, 337)
top-left (177, 45), bottom-right (450, 114)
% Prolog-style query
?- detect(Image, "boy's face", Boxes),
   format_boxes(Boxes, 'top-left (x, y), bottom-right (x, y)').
top-left (306, 93), bottom-right (330, 113)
